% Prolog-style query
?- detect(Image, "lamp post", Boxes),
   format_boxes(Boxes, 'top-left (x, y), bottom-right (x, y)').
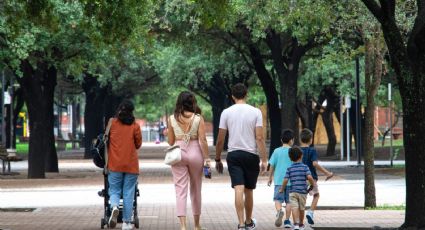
top-left (388, 83), bottom-right (393, 167)
top-left (355, 57), bottom-right (362, 166)
top-left (1, 69), bottom-right (4, 146)
top-left (345, 95), bottom-right (351, 162)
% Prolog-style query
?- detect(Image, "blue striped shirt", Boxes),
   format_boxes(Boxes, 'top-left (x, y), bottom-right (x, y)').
top-left (284, 162), bottom-right (311, 194)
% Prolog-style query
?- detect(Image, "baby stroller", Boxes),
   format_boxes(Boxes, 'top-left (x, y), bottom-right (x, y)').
top-left (98, 172), bottom-right (140, 229)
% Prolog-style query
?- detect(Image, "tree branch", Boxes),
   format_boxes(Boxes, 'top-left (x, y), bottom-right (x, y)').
top-left (361, 0), bottom-right (385, 24)
top-left (380, 0), bottom-right (396, 19)
top-left (418, 0), bottom-right (425, 12)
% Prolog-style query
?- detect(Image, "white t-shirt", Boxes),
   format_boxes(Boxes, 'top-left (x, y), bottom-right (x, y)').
top-left (219, 104), bottom-right (263, 155)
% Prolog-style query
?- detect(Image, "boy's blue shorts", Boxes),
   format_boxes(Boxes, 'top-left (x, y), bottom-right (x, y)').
top-left (274, 185), bottom-right (291, 204)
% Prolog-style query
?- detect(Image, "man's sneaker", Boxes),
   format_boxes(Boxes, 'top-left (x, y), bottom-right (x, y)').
top-left (245, 218), bottom-right (256, 230)
top-left (299, 224), bottom-right (305, 230)
top-left (108, 206), bottom-right (119, 228)
top-left (122, 222), bottom-right (133, 230)
top-left (293, 224), bottom-right (300, 230)
top-left (283, 219), bottom-right (292, 228)
top-left (274, 209), bottom-right (284, 227)
top-left (306, 210), bottom-right (315, 225)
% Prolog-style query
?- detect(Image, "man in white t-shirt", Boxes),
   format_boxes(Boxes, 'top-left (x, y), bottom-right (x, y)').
top-left (215, 83), bottom-right (268, 230)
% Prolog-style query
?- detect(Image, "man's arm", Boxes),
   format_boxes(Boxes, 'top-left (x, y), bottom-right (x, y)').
top-left (215, 128), bottom-right (227, 160)
top-left (215, 128), bottom-right (227, 173)
top-left (255, 126), bottom-right (268, 173)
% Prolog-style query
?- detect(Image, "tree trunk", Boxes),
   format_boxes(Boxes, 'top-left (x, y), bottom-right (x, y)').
top-left (248, 43), bottom-right (281, 156)
top-left (103, 87), bottom-right (123, 123)
top-left (322, 105), bottom-right (336, 156)
top-left (18, 60), bottom-right (58, 178)
top-left (363, 32), bottom-right (385, 208)
top-left (82, 75), bottom-right (106, 159)
top-left (399, 68), bottom-right (425, 227)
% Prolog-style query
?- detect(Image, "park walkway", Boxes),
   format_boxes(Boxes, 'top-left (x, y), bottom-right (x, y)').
top-left (0, 144), bottom-right (405, 229)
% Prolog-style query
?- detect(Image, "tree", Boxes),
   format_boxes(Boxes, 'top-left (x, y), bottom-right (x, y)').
top-left (0, 0), bottom-right (155, 178)
top-left (360, 0), bottom-right (425, 227)
top-left (363, 26), bottom-right (386, 208)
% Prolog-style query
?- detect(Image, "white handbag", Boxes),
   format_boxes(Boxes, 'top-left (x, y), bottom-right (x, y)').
top-left (164, 115), bottom-right (195, 166)
top-left (164, 145), bottom-right (182, 166)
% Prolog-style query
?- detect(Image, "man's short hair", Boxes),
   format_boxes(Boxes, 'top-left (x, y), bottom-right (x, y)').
top-left (289, 146), bottom-right (303, 162)
top-left (300, 128), bottom-right (313, 144)
top-left (281, 129), bottom-right (294, 144)
top-left (231, 83), bottom-right (247, 99)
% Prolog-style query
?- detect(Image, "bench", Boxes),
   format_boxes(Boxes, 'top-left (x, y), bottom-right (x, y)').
top-left (56, 133), bottom-right (82, 151)
top-left (0, 154), bottom-right (23, 175)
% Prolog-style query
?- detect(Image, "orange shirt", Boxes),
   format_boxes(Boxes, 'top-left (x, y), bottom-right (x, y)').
top-left (107, 118), bottom-right (142, 174)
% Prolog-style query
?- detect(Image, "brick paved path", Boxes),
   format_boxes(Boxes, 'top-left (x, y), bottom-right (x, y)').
top-left (0, 145), bottom-right (405, 230)
top-left (0, 205), bottom-right (403, 230)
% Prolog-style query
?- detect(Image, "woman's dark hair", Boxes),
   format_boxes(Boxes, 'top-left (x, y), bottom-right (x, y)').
top-left (115, 100), bottom-right (135, 125)
top-left (174, 91), bottom-right (201, 122)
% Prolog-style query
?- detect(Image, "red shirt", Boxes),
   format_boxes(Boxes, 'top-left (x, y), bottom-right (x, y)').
top-left (107, 118), bottom-right (142, 174)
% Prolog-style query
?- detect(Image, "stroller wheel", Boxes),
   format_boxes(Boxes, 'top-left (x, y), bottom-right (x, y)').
top-left (101, 218), bottom-right (106, 229)
top-left (134, 217), bottom-right (139, 229)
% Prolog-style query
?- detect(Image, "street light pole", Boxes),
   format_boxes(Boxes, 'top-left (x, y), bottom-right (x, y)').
top-left (345, 96), bottom-right (351, 162)
top-left (1, 69), bottom-right (5, 147)
top-left (355, 57), bottom-right (362, 166)
top-left (389, 83), bottom-right (393, 167)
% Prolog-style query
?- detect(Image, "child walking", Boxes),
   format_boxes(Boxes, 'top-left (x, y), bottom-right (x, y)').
top-left (267, 129), bottom-right (294, 228)
top-left (300, 128), bottom-right (334, 225)
top-left (279, 147), bottom-right (315, 230)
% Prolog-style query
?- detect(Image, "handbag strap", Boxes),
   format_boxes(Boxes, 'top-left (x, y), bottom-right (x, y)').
top-left (103, 118), bottom-right (113, 174)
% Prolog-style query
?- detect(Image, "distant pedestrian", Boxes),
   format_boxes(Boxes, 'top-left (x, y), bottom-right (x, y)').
top-left (267, 129), bottom-right (294, 228)
top-left (107, 100), bottom-right (142, 230)
top-left (279, 147), bottom-right (315, 230)
top-left (215, 83), bottom-right (268, 230)
top-left (299, 128), bottom-right (334, 225)
top-left (167, 91), bottom-right (211, 230)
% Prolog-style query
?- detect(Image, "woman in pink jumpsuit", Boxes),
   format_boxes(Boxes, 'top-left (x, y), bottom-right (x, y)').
top-left (167, 91), bottom-right (211, 230)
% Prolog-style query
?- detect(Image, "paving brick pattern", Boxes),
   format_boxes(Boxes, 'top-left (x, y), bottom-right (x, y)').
top-left (0, 204), bottom-right (404, 230)
top-left (0, 146), bottom-right (405, 230)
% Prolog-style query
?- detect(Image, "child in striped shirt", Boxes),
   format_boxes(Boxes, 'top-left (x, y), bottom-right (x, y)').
top-left (279, 146), bottom-right (316, 230)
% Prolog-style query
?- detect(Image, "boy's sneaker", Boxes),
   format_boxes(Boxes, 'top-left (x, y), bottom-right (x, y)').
top-left (283, 219), bottom-right (292, 228)
top-left (245, 218), bottom-right (256, 230)
top-left (108, 206), bottom-right (119, 228)
top-left (122, 222), bottom-right (133, 230)
top-left (237, 224), bottom-right (246, 230)
top-left (293, 224), bottom-right (300, 230)
top-left (274, 209), bottom-right (284, 227)
top-left (299, 224), bottom-right (305, 230)
top-left (306, 210), bottom-right (315, 225)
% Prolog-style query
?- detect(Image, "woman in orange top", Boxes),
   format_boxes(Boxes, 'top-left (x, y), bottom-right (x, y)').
top-left (107, 100), bottom-right (142, 230)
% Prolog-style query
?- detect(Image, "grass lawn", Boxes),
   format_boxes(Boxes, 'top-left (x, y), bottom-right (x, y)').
top-left (374, 138), bottom-right (403, 147)
top-left (366, 204), bottom-right (405, 210)
top-left (16, 141), bottom-right (74, 155)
